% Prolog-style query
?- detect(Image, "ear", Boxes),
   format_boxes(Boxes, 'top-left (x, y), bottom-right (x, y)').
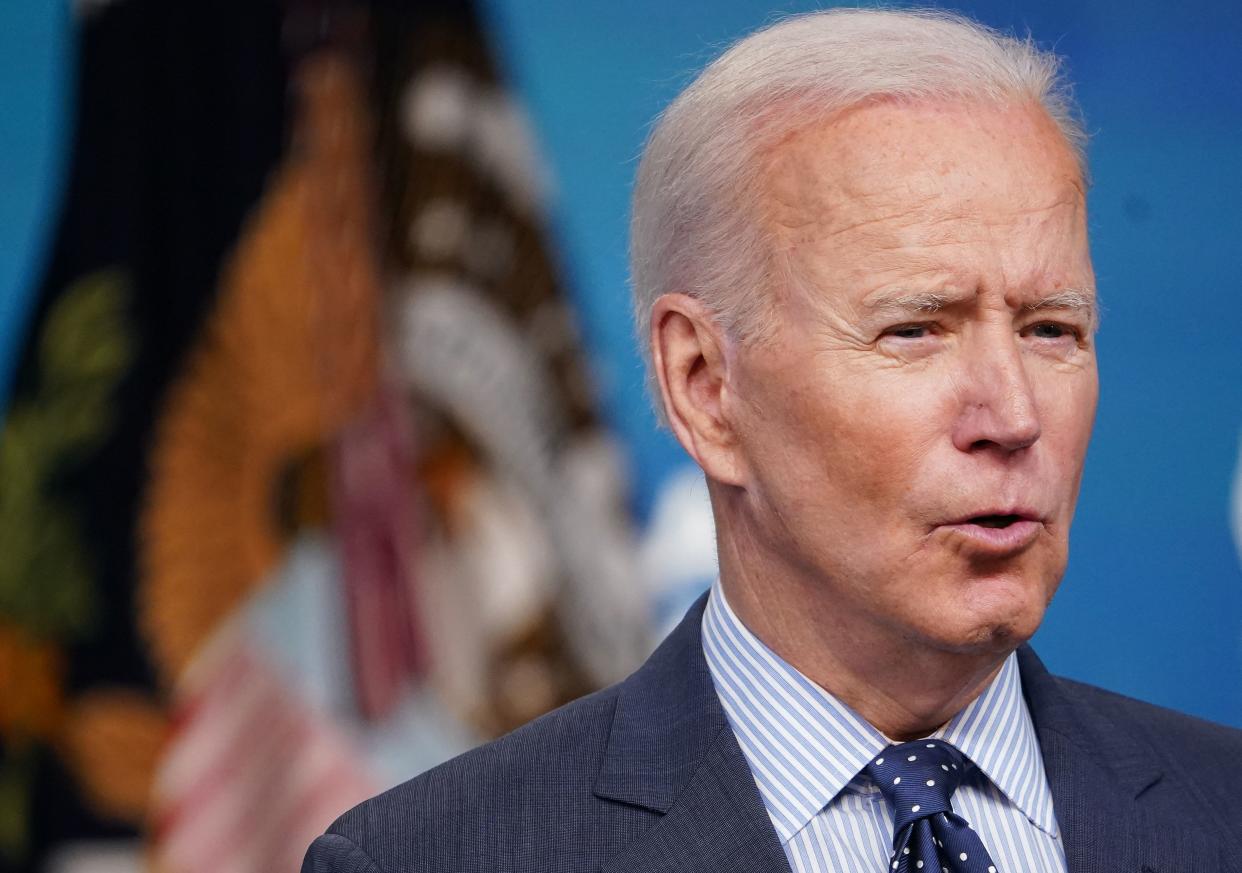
top-left (650, 293), bottom-right (748, 486)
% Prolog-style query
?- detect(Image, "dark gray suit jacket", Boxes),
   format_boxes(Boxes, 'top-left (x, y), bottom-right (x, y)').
top-left (303, 595), bottom-right (1242, 872)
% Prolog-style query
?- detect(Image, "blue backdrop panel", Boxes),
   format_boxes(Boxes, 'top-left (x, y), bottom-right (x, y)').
top-left (0, 0), bottom-right (73, 412)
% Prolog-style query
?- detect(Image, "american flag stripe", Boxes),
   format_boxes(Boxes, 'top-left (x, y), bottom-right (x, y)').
top-left (153, 630), bottom-right (375, 873)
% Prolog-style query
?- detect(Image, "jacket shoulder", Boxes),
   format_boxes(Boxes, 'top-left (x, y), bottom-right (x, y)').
top-left (1053, 674), bottom-right (1242, 821)
top-left (1057, 675), bottom-right (1242, 761)
top-left (307, 683), bottom-right (657, 873)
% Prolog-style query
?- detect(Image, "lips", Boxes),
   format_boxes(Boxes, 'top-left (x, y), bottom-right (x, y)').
top-left (939, 508), bottom-right (1044, 555)
top-left (969, 513), bottom-right (1025, 528)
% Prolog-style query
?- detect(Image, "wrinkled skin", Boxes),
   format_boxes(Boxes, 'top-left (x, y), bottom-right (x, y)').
top-left (652, 98), bottom-right (1098, 737)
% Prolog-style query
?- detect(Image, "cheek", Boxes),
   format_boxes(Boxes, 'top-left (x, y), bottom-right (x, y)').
top-left (762, 372), bottom-right (944, 516)
top-left (1036, 367), bottom-right (1098, 468)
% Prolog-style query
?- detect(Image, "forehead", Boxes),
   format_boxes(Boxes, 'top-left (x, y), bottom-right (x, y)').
top-left (758, 98), bottom-right (1087, 261)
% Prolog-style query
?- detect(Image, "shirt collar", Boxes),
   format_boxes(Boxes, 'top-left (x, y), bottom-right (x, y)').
top-left (936, 652), bottom-right (1059, 835)
top-left (702, 580), bottom-right (1058, 843)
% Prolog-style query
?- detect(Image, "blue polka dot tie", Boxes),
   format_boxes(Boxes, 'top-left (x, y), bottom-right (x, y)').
top-left (864, 739), bottom-right (999, 873)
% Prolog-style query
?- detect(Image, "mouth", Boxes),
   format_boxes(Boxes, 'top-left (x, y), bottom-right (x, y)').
top-left (968, 514), bottom-right (1025, 529)
top-left (939, 510), bottom-right (1043, 555)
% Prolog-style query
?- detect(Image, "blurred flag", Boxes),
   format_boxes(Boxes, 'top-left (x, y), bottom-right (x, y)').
top-left (0, 2), bottom-right (288, 870)
top-left (0, 1), bottom-right (650, 872)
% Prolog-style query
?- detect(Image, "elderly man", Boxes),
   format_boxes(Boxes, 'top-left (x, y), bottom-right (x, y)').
top-left (304, 9), bottom-right (1242, 873)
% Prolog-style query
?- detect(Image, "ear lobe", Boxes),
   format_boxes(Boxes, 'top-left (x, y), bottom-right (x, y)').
top-left (650, 294), bottom-right (747, 486)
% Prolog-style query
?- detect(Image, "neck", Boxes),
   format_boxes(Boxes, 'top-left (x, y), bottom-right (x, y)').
top-left (715, 519), bottom-right (1011, 741)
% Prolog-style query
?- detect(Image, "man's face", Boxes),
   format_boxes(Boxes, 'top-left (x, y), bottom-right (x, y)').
top-left (728, 99), bottom-right (1097, 655)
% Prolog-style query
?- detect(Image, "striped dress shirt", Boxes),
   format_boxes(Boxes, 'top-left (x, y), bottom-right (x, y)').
top-left (702, 581), bottom-right (1068, 873)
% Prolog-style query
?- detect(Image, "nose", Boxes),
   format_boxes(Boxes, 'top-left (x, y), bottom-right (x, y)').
top-left (951, 333), bottom-right (1041, 455)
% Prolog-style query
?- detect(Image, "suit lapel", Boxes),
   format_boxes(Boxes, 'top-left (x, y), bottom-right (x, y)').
top-left (599, 724), bottom-right (791, 873)
top-left (1018, 647), bottom-right (1235, 873)
top-left (594, 594), bottom-right (790, 873)
top-left (1032, 724), bottom-right (1145, 873)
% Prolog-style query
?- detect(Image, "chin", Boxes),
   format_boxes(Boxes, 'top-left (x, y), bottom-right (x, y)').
top-left (915, 622), bottom-right (1027, 657)
top-left (963, 617), bottom-right (1039, 652)
top-left (927, 574), bottom-right (1054, 655)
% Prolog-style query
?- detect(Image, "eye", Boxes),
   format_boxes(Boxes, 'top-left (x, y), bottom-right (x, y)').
top-left (1024, 322), bottom-right (1079, 340)
top-left (884, 323), bottom-right (935, 340)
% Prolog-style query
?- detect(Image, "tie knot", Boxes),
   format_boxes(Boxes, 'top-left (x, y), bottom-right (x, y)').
top-left (863, 739), bottom-right (966, 832)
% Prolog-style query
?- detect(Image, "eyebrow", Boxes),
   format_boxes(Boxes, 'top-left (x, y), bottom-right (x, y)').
top-left (864, 290), bottom-right (958, 313)
top-left (864, 287), bottom-right (1099, 329)
top-left (1023, 288), bottom-right (1099, 329)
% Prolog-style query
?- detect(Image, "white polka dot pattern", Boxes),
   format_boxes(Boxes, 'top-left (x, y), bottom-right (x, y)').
top-left (865, 739), bottom-right (1000, 873)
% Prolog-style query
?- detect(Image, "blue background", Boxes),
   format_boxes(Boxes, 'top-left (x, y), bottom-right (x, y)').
top-left (3, 0), bottom-right (1239, 726)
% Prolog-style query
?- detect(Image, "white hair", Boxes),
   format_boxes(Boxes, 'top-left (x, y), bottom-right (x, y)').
top-left (630, 8), bottom-right (1086, 419)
